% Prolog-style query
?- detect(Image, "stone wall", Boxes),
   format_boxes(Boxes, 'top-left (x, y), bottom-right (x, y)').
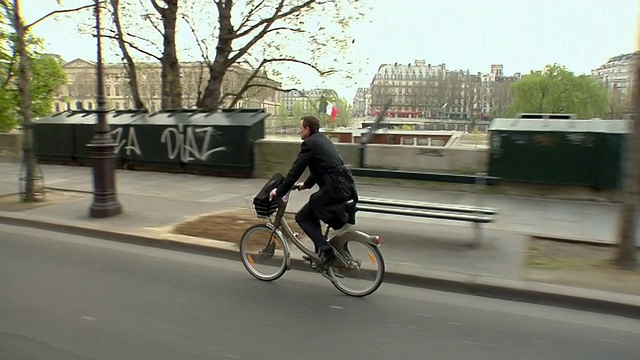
top-left (364, 144), bottom-right (488, 174)
top-left (252, 139), bottom-right (488, 178)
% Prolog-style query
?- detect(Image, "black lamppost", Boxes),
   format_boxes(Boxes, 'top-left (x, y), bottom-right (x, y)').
top-left (88, 0), bottom-right (122, 218)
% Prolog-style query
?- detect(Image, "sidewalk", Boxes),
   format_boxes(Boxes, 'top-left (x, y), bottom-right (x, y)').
top-left (0, 162), bottom-right (639, 318)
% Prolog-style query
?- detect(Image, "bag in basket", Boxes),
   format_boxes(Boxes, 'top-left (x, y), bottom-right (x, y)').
top-left (252, 173), bottom-right (284, 217)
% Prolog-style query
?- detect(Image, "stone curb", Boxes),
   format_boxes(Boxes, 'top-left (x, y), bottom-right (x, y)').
top-left (1, 212), bottom-right (639, 319)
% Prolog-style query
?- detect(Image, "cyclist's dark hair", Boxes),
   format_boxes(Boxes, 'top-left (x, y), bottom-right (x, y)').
top-left (301, 116), bottom-right (320, 134)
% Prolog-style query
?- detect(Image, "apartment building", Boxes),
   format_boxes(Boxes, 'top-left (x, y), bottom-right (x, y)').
top-left (279, 88), bottom-right (340, 115)
top-left (366, 60), bottom-right (520, 120)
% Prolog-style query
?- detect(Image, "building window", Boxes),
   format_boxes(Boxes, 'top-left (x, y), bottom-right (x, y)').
top-left (401, 137), bottom-right (415, 146)
top-left (87, 102), bottom-right (93, 110)
top-left (115, 102), bottom-right (120, 110)
top-left (55, 102), bottom-right (60, 112)
top-left (115, 86), bottom-right (120, 96)
top-left (66, 102), bottom-right (71, 110)
top-left (417, 138), bottom-right (429, 146)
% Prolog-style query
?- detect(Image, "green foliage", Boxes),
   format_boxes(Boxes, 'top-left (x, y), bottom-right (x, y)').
top-left (0, 86), bottom-right (17, 131)
top-left (0, 6), bottom-right (66, 132)
top-left (0, 52), bottom-right (66, 131)
top-left (272, 94), bottom-right (353, 129)
top-left (29, 54), bottom-right (66, 117)
top-left (504, 64), bottom-right (609, 119)
top-left (318, 97), bottom-right (352, 128)
top-left (274, 99), bottom-right (310, 127)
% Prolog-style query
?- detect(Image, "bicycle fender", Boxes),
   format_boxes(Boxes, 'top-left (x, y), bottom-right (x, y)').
top-left (329, 231), bottom-right (379, 254)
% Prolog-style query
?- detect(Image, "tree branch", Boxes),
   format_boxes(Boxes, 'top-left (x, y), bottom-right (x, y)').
top-left (122, 30), bottom-right (161, 48)
top-left (180, 13), bottom-right (210, 65)
top-left (228, 58), bottom-right (270, 108)
top-left (236, 0), bottom-right (267, 31)
top-left (244, 83), bottom-right (300, 93)
top-left (263, 26), bottom-right (304, 35)
top-left (101, 33), bottom-right (161, 60)
top-left (150, 0), bottom-right (164, 14)
top-left (228, 56), bottom-right (326, 108)
top-left (228, 0), bottom-right (316, 66)
top-left (142, 12), bottom-right (164, 36)
top-left (0, 0), bottom-right (15, 88)
top-left (195, 61), bottom-right (207, 102)
top-left (26, 3), bottom-right (95, 30)
top-left (2, 45), bottom-right (17, 88)
top-left (234, 0), bottom-right (314, 39)
top-left (263, 57), bottom-right (336, 76)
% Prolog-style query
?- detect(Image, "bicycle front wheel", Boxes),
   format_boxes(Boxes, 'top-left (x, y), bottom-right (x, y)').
top-left (239, 224), bottom-right (289, 281)
top-left (329, 240), bottom-right (385, 297)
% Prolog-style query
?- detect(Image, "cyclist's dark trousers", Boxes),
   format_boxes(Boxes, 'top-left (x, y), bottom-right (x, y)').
top-left (295, 201), bottom-right (328, 253)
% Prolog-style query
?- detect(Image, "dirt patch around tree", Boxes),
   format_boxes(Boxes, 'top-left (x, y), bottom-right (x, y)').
top-left (172, 208), bottom-right (310, 247)
top-left (525, 237), bottom-right (640, 296)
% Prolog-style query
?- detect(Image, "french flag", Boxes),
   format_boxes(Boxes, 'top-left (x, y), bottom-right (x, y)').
top-left (325, 102), bottom-right (339, 122)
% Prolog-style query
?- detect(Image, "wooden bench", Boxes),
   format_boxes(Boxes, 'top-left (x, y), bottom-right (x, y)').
top-left (355, 197), bottom-right (499, 247)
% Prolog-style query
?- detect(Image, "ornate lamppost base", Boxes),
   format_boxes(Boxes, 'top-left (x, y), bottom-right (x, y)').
top-left (88, 132), bottom-right (122, 218)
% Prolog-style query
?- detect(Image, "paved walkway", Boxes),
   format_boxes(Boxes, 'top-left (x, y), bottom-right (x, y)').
top-left (0, 162), bottom-right (629, 244)
top-left (0, 162), bottom-right (638, 317)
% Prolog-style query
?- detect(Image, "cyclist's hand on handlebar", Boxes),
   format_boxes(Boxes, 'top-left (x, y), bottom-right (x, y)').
top-left (269, 188), bottom-right (277, 200)
top-left (295, 182), bottom-right (306, 191)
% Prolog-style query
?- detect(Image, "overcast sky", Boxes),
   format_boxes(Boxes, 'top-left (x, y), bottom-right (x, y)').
top-left (23, 0), bottom-right (639, 101)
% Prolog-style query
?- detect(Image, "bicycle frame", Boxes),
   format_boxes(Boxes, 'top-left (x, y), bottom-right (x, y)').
top-left (270, 191), bottom-right (380, 270)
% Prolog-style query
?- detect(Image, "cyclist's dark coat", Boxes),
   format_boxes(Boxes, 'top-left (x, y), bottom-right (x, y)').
top-left (276, 131), bottom-right (358, 229)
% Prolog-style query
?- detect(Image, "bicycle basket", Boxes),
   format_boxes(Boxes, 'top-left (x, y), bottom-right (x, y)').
top-left (251, 196), bottom-right (279, 218)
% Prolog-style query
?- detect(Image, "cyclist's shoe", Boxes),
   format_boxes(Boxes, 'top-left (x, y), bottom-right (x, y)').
top-left (318, 247), bottom-right (336, 265)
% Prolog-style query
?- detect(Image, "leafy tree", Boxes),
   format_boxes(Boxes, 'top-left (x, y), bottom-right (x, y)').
top-left (0, 33), bottom-right (66, 131)
top-left (503, 64), bottom-right (609, 119)
top-left (28, 55), bottom-right (66, 117)
top-left (0, 0), bottom-right (87, 203)
top-left (272, 94), bottom-right (352, 130)
top-left (319, 96), bottom-right (351, 127)
top-left (89, 0), bottom-right (367, 111)
top-left (275, 99), bottom-right (310, 127)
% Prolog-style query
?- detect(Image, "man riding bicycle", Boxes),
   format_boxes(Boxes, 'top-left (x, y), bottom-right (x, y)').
top-left (270, 116), bottom-right (358, 265)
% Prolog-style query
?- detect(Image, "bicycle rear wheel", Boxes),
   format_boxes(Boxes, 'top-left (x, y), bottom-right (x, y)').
top-left (240, 224), bottom-right (289, 281)
top-left (329, 240), bottom-right (385, 297)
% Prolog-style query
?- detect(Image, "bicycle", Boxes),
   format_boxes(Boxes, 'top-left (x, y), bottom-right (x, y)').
top-left (239, 186), bottom-right (385, 297)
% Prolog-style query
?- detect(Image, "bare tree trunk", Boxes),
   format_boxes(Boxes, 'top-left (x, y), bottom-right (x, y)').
top-left (110, 0), bottom-right (145, 110)
top-left (615, 60), bottom-right (639, 269)
top-left (152, 0), bottom-right (182, 109)
top-left (197, 0), bottom-right (234, 110)
top-left (13, 0), bottom-right (37, 202)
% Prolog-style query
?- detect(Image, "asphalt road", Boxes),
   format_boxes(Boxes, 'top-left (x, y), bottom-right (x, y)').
top-left (1, 224), bottom-right (639, 360)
